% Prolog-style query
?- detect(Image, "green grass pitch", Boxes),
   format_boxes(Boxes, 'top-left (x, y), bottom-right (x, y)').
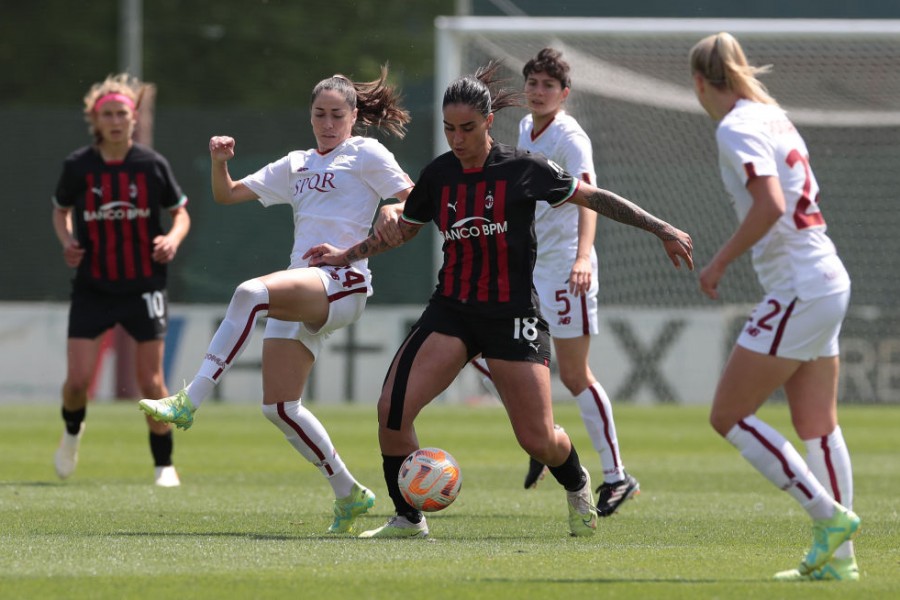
top-left (1, 401), bottom-right (898, 599)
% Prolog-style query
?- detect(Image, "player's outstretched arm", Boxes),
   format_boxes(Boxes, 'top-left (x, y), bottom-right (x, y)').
top-left (571, 183), bottom-right (694, 271)
top-left (305, 219), bottom-right (423, 267)
top-left (209, 136), bottom-right (258, 205)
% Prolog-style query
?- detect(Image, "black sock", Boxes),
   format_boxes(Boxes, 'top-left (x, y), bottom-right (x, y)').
top-left (61, 407), bottom-right (86, 435)
top-left (383, 454), bottom-right (422, 523)
top-left (547, 445), bottom-right (587, 492)
top-left (149, 430), bottom-right (173, 467)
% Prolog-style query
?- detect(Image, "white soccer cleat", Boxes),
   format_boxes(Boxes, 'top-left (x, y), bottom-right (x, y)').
top-left (154, 465), bottom-right (181, 487)
top-left (567, 467), bottom-right (598, 537)
top-left (358, 515), bottom-right (429, 539)
top-left (54, 423), bottom-right (85, 480)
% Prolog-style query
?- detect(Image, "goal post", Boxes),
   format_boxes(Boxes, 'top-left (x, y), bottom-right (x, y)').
top-left (434, 16), bottom-right (900, 404)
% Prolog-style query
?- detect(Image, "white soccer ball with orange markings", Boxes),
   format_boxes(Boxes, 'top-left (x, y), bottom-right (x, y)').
top-left (398, 447), bottom-right (462, 512)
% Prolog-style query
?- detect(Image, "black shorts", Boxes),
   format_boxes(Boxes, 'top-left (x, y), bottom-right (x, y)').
top-left (68, 286), bottom-right (168, 342)
top-left (414, 300), bottom-right (551, 366)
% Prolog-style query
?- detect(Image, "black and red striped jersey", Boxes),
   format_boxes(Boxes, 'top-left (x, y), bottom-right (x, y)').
top-left (53, 144), bottom-right (187, 294)
top-left (402, 142), bottom-right (577, 317)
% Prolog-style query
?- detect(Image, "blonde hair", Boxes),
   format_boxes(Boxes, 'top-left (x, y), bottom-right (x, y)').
top-left (82, 73), bottom-right (146, 142)
top-left (689, 32), bottom-right (777, 106)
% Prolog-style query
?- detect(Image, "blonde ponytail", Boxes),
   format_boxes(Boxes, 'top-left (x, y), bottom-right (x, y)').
top-left (690, 32), bottom-right (778, 106)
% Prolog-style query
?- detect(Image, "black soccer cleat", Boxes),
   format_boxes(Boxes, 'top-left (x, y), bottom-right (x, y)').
top-left (595, 471), bottom-right (640, 517)
top-left (523, 457), bottom-right (548, 489)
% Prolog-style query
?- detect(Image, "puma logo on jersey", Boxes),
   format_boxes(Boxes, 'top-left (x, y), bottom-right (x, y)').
top-left (528, 342), bottom-right (540, 352)
top-left (448, 200), bottom-right (457, 212)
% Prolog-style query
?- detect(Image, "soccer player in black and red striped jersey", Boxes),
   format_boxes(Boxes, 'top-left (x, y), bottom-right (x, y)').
top-left (306, 63), bottom-right (693, 539)
top-left (51, 73), bottom-right (190, 487)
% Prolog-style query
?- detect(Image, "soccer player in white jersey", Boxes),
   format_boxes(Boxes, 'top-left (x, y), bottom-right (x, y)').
top-left (470, 48), bottom-right (639, 517)
top-left (691, 33), bottom-right (860, 581)
top-left (139, 68), bottom-right (414, 534)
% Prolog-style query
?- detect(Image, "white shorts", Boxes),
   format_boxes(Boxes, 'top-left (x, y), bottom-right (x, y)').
top-left (736, 289), bottom-right (849, 361)
top-left (263, 265), bottom-right (370, 359)
top-left (533, 254), bottom-right (599, 339)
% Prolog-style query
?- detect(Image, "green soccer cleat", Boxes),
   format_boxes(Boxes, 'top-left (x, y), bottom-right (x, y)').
top-left (773, 567), bottom-right (806, 582)
top-left (139, 389), bottom-right (195, 431)
top-left (358, 515), bottom-right (429, 539)
top-left (799, 505), bottom-right (860, 575)
top-left (567, 467), bottom-right (598, 537)
top-left (328, 484), bottom-right (375, 533)
top-left (812, 556), bottom-right (860, 581)
top-left (774, 556), bottom-right (860, 582)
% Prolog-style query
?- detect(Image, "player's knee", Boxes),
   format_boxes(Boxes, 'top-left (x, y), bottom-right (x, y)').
top-left (234, 278), bottom-right (268, 303)
top-left (260, 402), bottom-right (280, 425)
top-left (556, 364), bottom-right (591, 396)
top-left (136, 371), bottom-right (165, 397)
top-left (709, 408), bottom-right (736, 438)
top-left (516, 429), bottom-right (555, 462)
top-left (790, 411), bottom-right (837, 441)
top-left (559, 373), bottom-right (588, 396)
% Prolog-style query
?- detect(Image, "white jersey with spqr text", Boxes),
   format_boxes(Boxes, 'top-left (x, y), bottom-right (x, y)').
top-left (518, 112), bottom-right (597, 277)
top-left (716, 99), bottom-right (849, 300)
top-left (240, 136), bottom-right (411, 289)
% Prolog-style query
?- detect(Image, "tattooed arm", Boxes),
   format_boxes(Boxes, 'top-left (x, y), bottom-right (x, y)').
top-left (303, 219), bottom-right (423, 267)
top-left (570, 183), bottom-right (695, 271)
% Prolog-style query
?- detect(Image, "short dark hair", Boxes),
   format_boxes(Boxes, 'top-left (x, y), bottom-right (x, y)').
top-left (522, 47), bottom-right (571, 89)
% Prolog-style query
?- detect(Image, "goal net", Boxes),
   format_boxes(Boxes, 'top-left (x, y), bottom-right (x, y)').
top-left (435, 17), bottom-right (900, 403)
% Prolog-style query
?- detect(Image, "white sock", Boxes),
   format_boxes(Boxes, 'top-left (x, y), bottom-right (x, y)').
top-left (261, 399), bottom-right (356, 498)
top-left (575, 382), bottom-right (625, 482)
top-left (805, 425), bottom-right (855, 559)
top-left (184, 377), bottom-right (215, 411)
top-left (726, 416), bottom-right (835, 520)
top-left (190, 278), bottom-right (269, 410)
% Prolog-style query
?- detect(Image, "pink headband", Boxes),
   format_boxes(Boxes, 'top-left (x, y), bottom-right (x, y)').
top-left (94, 93), bottom-right (136, 112)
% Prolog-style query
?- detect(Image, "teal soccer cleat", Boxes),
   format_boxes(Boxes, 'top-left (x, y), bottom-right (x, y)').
top-left (328, 484), bottom-right (375, 533)
top-left (774, 556), bottom-right (860, 582)
top-left (799, 505), bottom-right (860, 575)
top-left (139, 389), bottom-right (195, 430)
